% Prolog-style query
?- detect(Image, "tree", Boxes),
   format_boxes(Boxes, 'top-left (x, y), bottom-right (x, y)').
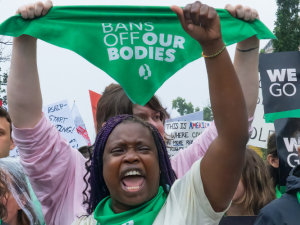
top-left (203, 102), bottom-right (213, 121)
top-left (260, 49), bottom-right (265, 54)
top-left (0, 68), bottom-right (8, 105)
top-left (273, 0), bottom-right (300, 52)
top-left (195, 107), bottom-right (200, 112)
top-left (172, 97), bottom-right (198, 116)
top-left (0, 36), bottom-right (12, 62)
top-left (0, 36), bottom-right (12, 105)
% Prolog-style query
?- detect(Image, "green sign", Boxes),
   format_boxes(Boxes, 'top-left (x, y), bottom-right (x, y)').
top-left (0, 6), bottom-right (276, 105)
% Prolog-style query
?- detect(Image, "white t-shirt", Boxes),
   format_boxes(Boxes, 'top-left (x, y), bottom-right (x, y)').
top-left (72, 158), bottom-right (229, 225)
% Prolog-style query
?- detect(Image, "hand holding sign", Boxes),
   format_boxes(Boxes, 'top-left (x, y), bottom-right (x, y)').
top-left (171, 2), bottom-right (222, 52)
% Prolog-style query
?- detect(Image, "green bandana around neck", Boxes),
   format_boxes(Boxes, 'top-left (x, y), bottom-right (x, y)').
top-left (94, 186), bottom-right (167, 225)
top-left (275, 185), bottom-right (286, 198)
top-left (0, 6), bottom-right (276, 106)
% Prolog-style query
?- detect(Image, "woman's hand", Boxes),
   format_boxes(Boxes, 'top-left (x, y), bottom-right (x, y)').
top-left (16, 0), bottom-right (53, 19)
top-left (225, 4), bottom-right (259, 22)
top-left (226, 5), bottom-right (260, 119)
top-left (171, 1), bottom-right (222, 49)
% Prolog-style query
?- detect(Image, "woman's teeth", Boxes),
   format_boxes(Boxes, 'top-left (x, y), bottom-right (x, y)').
top-left (124, 170), bottom-right (141, 176)
top-left (126, 186), bottom-right (141, 190)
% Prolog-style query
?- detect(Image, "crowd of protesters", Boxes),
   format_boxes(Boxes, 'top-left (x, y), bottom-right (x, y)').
top-left (0, 0), bottom-right (299, 225)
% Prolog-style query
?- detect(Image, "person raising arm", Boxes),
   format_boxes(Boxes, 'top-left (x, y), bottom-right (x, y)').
top-left (171, 4), bottom-right (260, 178)
top-left (8, 2), bottom-right (88, 225)
top-left (171, 1), bottom-right (249, 211)
top-left (8, 0), bottom-right (248, 223)
top-left (74, 2), bottom-right (249, 224)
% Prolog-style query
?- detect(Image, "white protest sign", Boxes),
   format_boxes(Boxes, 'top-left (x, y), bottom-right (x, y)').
top-left (165, 120), bottom-right (211, 157)
top-left (42, 100), bottom-right (83, 149)
top-left (248, 76), bottom-right (275, 148)
top-left (9, 146), bottom-right (19, 158)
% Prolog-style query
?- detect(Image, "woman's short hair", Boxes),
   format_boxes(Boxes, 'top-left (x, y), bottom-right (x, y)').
top-left (95, 84), bottom-right (170, 134)
top-left (236, 148), bottom-right (276, 215)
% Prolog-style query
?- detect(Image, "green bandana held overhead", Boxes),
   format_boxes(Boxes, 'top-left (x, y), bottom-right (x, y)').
top-left (0, 6), bottom-right (275, 105)
top-left (94, 186), bottom-right (167, 225)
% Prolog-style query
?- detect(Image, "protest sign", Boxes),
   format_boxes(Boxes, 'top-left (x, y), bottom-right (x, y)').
top-left (260, 52), bottom-right (300, 123)
top-left (0, 6), bottom-right (275, 106)
top-left (165, 120), bottom-right (211, 157)
top-left (248, 78), bottom-right (274, 148)
top-left (274, 118), bottom-right (300, 186)
top-left (71, 102), bottom-right (92, 146)
top-left (42, 100), bottom-right (84, 149)
top-left (9, 146), bottom-right (19, 158)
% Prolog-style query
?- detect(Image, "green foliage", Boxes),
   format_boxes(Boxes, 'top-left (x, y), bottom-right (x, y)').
top-left (0, 67), bottom-right (7, 105)
top-left (260, 49), bottom-right (265, 54)
top-left (273, 0), bottom-right (300, 52)
top-left (195, 107), bottom-right (200, 112)
top-left (172, 97), bottom-right (199, 116)
top-left (203, 104), bottom-right (213, 121)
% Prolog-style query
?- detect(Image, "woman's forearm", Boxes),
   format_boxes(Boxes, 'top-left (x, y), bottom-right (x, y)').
top-left (8, 35), bottom-right (43, 128)
top-left (234, 36), bottom-right (260, 118)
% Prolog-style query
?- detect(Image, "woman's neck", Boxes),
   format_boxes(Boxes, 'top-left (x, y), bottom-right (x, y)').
top-left (226, 203), bottom-right (247, 216)
top-left (4, 218), bottom-right (19, 225)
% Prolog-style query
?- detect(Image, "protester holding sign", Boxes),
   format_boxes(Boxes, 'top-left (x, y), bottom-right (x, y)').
top-left (7, 1), bottom-right (265, 224)
top-left (254, 146), bottom-right (300, 225)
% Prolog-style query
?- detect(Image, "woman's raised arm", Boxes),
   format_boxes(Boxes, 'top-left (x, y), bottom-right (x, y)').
top-left (172, 1), bottom-right (248, 212)
top-left (8, 0), bottom-right (53, 129)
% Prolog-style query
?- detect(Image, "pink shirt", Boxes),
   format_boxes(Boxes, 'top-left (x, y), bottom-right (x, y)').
top-left (13, 114), bottom-right (253, 225)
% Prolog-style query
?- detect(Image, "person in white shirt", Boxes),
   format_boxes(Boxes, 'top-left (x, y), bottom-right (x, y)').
top-left (72, 2), bottom-right (248, 224)
top-left (10, 1), bottom-right (249, 225)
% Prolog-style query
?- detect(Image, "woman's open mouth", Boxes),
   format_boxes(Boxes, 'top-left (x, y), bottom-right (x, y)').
top-left (121, 170), bottom-right (145, 192)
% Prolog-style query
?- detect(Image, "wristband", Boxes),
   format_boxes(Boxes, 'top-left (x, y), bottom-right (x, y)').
top-left (202, 44), bottom-right (226, 58)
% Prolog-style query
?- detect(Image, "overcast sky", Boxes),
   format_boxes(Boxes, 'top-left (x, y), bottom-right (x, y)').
top-left (0, 0), bottom-right (277, 140)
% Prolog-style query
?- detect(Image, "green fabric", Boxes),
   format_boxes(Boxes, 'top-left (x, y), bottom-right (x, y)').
top-left (94, 186), bottom-right (167, 225)
top-left (275, 185), bottom-right (286, 199)
top-left (297, 191), bottom-right (300, 205)
top-left (265, 109), bottom-right (300, 123)
top-left (0, 6), bottom-right (276, 105)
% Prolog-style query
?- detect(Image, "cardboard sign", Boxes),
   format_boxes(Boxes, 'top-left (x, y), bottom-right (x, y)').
top-left (248, 77), bottom-right (275, 148)
top-left (260, 52), bottom-right (300, 122)
top-left (274, 118), bottom-right (300, 186)
top-left (42, 100), bottom-right (84, 149)
top-left (165, 121), bottom-right (211, 157)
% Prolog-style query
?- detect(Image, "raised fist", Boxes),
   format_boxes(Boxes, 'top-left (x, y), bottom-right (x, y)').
top-left (225, 4), bottom-right (259, 22)
top-left (16, 0), bottom-right (53, 19)
top-left (171, 1), bottom-right (222, 48)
